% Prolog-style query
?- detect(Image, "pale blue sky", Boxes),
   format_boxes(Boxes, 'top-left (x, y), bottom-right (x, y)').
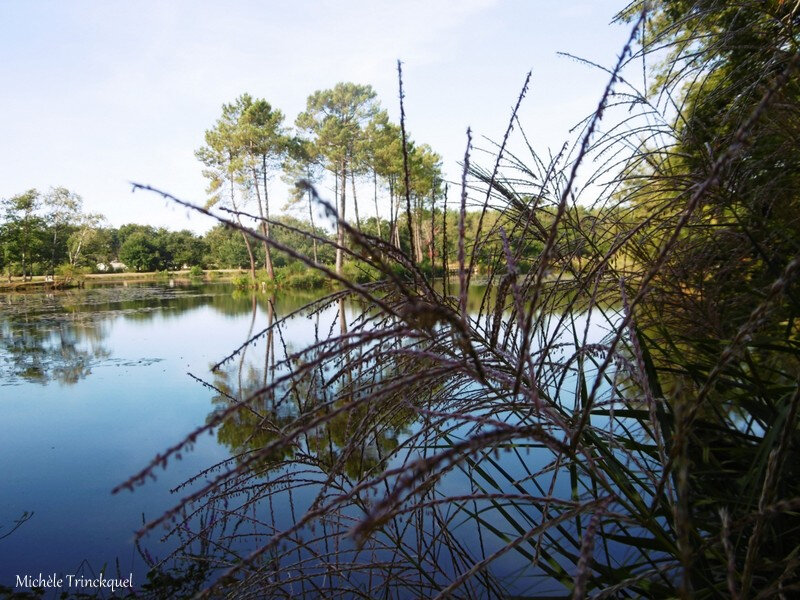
top-left (0, 1), bottom-right (630, 232)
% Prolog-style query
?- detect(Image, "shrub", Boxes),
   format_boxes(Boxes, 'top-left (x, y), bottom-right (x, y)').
top-left (341, 259), bottom-right (380, 284)
top-left (55, 263), bottom-right (89, 282)
top-left (232, 273), bottom-right (252, 289)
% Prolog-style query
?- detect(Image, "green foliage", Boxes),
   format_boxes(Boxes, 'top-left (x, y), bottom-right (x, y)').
top-left (340, 259), bottom-right (380, 284)
top-left (269, 215), bottom-right (334, 266)
top-left (114, 225), bottom-right (209, 271)
top-left (295, 82), bottom-right (380, 174)
top-left (1, 189), bottom-right (45, 279)
top-left (67, 219), bottom-right (108, 268)
top-left (608, 2), bottom-right (800, 595)
top-left (29, 261), bottom-right (46, 276)
top-left (232, 273), bottom-right (252, 289)
top-left (55, 263), bottom-right (90, 281)
top-left (274, 263), bottom-right (329, 289)
top-left (195, 93), bottom-right (294, 277)
top-left (417, 258), bottom-right (443, 279)
top-left (163, 229), bottom-right (208, 268)
top-left (194, 98), bottom-right (245, 209)
top-left (119, 230), bottom-right (164, 272)
top-left (204, 224), bottom-right (252, 269)
top-left (42, 186), bottom-right (82, 274)
top-left (0, 83), bottom-right (453, 281)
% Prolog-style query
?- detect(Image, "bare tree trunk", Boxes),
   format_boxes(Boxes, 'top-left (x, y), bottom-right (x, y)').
top-left (373, 169), bottom-right (382, 239)
top-left (261, 156), bottom-right (274, 280)
top-left (429, 189), bottom-right (436, 262)
top-left (230, 170), bottom-right (256, 281)
top-left (19, 221), bottom-right (29, 280)
top-left (307, 182), bottom-right (318, 264)
top-left (339, 297), bottom-right (348, 336)
top-left (239, 228), bottom-right (256, 281)
top-left (251, 166), bottom-right (271, 276)
top-left (392, 193), bottom-right (402, 248)
top-left (442, 184), bottom-right (449, 295)
top-left (388, 179), bottom-right (395, 247)
top-left (413, 195), bottom-right (423, 263)
top-left (70, 228), bottom-right (88, 267)
top-left (351, 170), bottom-right (361, 231)
top-left (51, 228), bottom-right (58, 278)
top-left (335, 166), bottom-right (347, 276)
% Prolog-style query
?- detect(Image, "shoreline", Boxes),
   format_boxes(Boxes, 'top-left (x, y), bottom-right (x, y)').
top-left (0, 269), bottom-right (245, 291)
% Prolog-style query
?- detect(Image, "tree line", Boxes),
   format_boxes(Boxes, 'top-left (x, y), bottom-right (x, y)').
top-left (1, 82), bottom-right (451, 283)
top-left (195, 83), bottom-right (447, 279)
top-left (162, 1), bottom-right (800, 596)
top-left (6, 81), bottom-right (621, 285)
top-left (1, 183), bottom-right (585, 285)
top-left (0, 191), bottom-right (328, 279)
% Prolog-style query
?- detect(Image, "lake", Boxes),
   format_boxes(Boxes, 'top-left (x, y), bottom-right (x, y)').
top-left (0, 282), bottom-right (334, 589)
top-left (0, 280), bottom-right (621, 597)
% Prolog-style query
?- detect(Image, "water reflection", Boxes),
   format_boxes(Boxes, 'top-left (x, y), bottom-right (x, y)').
top-left (133, 280), bottom-right (628, 598)
top-left (0, 280), bottom-right (338, 589)
top-left (208, 293), bottom-right (407, 482)
top-left (0, 295), bottom-right (111, 385)
top-left (0, 283), bottom-right (326, 386)
top-left (2, 279), bottom-right (613, 595)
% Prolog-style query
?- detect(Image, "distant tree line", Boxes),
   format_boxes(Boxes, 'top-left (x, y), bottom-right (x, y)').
top-left (2, 82), bottom-right (624, 284)
top-left (0, 191), bottom-right (333, 278)
top-left (1, 185), bottom-right (618, 284)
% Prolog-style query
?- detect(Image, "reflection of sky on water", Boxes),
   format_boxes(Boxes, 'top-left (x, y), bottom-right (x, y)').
top-left (0, 281), bottom-right (629, 597)
top-left (0, 283), bottom-right (327, 587)
top-left (192, 291), bottom-right (629, 597)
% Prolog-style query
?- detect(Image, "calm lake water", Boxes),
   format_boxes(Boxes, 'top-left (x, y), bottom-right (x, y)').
top-left (0, 282), bottom-right (334, 589)
top-left (0, 280), bottom-right (618, 596)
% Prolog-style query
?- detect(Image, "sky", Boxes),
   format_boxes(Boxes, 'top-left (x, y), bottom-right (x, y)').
top-left (0, 1), bottom-right (631, 233)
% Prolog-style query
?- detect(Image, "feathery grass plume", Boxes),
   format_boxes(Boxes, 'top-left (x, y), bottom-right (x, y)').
top-left (121, 1), bottom-right (800, 596)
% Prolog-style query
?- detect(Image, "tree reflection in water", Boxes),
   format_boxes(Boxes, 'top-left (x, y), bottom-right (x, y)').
top-left (0, 283), bottom-right (323, 387)
top-left (127, 283), bottom-right (526, 598)
top-left (0, 292), bottom-right (111, 385)
top-left (136, 291), bottom-right (424, 596)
